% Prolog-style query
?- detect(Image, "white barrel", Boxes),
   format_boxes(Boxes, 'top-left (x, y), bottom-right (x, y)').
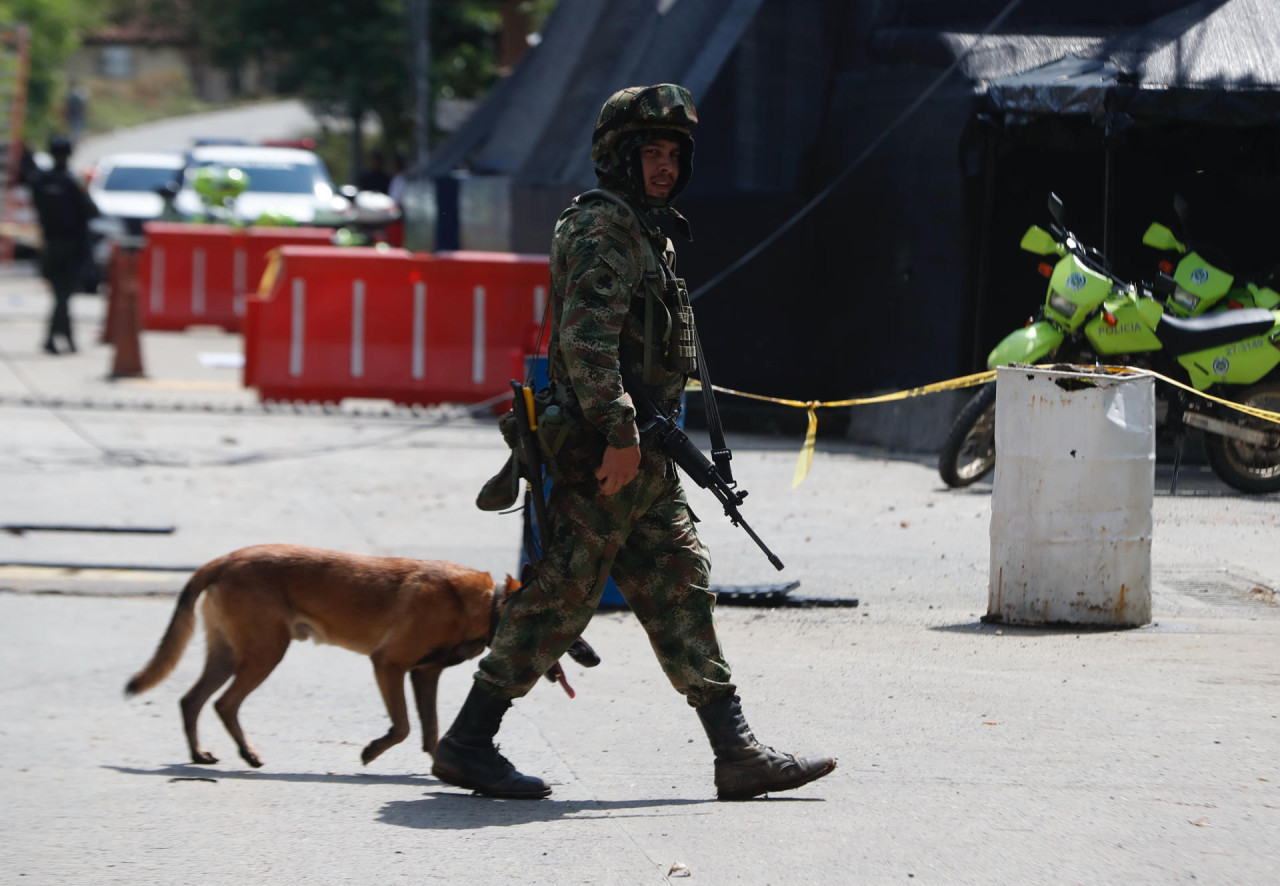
top-left (988, 365), bottom-right (1154, 627)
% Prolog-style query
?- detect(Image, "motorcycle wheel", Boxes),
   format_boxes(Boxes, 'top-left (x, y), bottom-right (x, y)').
top-left (938, 383), bottom-right (997, 488)
top-left (1203, 381), bottom-right (1280, 494)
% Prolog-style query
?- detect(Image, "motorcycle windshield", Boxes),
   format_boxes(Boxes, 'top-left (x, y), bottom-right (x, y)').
top-left (1172, 252), bottom-right (1233, 314)
top-left (1045, 256), bottom-right (1111, 331)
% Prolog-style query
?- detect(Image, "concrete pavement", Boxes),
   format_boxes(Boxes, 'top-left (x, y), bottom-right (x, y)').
top-left (1, 263), bottom-right (1278, 884)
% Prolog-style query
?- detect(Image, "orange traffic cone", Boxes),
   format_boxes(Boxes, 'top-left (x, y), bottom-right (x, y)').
top-left (99, 244), bottom-right (119, 345)
top-left (109, 248), bottom-right (145, 379)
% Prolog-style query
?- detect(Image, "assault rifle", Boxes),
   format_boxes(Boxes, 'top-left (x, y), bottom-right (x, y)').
top-left (622, 368), bottom-right (784, 571)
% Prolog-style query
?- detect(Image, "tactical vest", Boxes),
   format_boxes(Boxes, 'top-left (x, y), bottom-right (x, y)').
top-left (571, 189), bottom-right (697, 384)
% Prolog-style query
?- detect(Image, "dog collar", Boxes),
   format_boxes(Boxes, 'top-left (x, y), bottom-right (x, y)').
top-left (488, 584), bottom-right (504, 642)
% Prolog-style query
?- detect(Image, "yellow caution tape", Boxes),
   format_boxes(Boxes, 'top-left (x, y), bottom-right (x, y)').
top-left (1136, 368), bottom-right (1280, 423)
top-left (687, 366), bottom-right (1280, 486)
top-left (792, 402), bottom-right (818, 489)
top-left (258, 249), bottom-right (283, 299)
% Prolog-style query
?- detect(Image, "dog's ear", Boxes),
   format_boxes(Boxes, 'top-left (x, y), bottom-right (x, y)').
top-left (502, 574), bottom-right (521, 598)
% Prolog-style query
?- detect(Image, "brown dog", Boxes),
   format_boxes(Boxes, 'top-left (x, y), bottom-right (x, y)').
top-left (125, 544), bottom-right (593, 768)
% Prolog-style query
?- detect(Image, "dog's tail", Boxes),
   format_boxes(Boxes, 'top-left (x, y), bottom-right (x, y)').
top-left (124, 560), bottom-right (220, 696)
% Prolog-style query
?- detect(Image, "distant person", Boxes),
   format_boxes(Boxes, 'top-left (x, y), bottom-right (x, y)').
top-left (64, 80), bottom-right (88, 146)
top-left (30, 136), bottom-right (98, 354)
top-left (355, 150), bottom-right (391, 194)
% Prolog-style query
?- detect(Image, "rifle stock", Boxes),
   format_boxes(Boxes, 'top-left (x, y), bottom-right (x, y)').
top-left (509, 380), bottom-right (551, 554)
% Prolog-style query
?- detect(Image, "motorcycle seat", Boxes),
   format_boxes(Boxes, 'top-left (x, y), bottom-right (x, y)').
top-left (1156, 307), bottom-right (1277, 355)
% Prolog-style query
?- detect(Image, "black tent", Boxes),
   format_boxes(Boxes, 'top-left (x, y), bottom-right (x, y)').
top-left (989, 2), bottom-right (1280, 127)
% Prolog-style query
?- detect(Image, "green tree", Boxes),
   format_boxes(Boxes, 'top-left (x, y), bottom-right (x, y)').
top-left (0, 0), bottom-right (100, 146)
top-left (191, 0), bottom-right (519, 170)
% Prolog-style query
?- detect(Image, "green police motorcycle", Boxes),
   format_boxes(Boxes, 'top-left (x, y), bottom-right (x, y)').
top-left (1141, 199), bottom-right (1280, 317)
top-left (939, 194), bottom-right (1280, 494)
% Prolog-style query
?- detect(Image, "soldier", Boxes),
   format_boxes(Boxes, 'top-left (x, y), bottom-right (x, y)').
top-left (432, 84), bottom-right (836, 801)
top-left (31, 136), bottom-right (98, 354)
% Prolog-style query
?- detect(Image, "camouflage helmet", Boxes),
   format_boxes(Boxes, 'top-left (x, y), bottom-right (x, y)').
top-left (591, 83), bottom-right (697, 207)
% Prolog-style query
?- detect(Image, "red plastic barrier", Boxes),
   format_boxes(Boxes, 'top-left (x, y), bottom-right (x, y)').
top-left (244, 247), bottom-right (549, 408)
top-left (138, 222), bottom-right (333, 332)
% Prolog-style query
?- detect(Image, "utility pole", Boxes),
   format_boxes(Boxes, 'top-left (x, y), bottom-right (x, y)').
top-left (497, 0), bottom-right (532, 74)
top-left (410, 0), bottom-right (431, 171)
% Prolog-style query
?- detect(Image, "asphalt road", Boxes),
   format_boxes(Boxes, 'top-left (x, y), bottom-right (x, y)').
top-left (69, 99), bottom-right (322, 177)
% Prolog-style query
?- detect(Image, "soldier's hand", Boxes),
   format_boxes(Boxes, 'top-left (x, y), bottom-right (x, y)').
top-left (596, 445), bottom-right (641, 495)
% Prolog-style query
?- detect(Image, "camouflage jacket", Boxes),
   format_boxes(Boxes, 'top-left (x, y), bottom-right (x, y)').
top-left (547, 189), bottom-right (689, 449)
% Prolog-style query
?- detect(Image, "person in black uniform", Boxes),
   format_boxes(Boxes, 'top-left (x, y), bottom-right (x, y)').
top-left (30, 136), bottom-right (97, 354)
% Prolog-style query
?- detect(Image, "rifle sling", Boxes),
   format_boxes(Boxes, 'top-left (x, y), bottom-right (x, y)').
top-left (652, 237), bottom-right (734, 486)
top-left (692, 323), bottom-right (734, 486)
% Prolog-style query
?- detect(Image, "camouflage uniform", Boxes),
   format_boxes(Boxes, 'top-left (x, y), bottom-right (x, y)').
top-left (475, 84), bottom-right (736, 709)
top-left (436, 84), bottom-right (835, 803)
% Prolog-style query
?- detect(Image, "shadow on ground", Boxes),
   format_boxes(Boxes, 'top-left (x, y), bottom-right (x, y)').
top-left (378, 792), bottom-right (823, 830)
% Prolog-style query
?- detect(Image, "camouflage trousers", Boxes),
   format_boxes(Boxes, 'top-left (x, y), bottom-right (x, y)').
top-left (476, 448), bottom-right (736, 709)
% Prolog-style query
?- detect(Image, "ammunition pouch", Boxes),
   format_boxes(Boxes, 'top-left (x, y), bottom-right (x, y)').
top-left (533, 385), bottom-right (606, 484)
top-left (484, 384), bottom-right (605, 491)
top-left (664, 276), bottom-right (697, 375)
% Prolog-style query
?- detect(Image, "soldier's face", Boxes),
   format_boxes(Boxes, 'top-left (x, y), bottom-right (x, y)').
top-left (640, 139), bottom-right (680, 199)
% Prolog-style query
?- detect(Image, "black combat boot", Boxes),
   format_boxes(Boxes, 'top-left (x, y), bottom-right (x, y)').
top-left (431, 683), bottom-right (551, 799)
top-left (696, 695), bottom-right (837, 801)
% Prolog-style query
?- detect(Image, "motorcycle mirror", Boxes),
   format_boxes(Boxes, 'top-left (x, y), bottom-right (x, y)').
top-left (1047, 192), bottom-right (1066, 226)
top-left (1020, 225), bottom-right (1062, 256)
top-left (1142, 222), bottom-right (1186, 254)
top-left (1173, 193), bottom-right (1189, 224)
